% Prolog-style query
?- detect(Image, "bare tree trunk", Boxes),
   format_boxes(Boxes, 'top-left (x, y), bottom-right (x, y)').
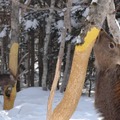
top-left (107, 0), bottom-right (120, 44)
top-left (11, 0), bottom-right (19, 43)
top-left (1, 40), bottom-right (5, 74)
top-left (3, 0), bottom-right (20, 110)
top-left (38, 27), bottom-right (44, 87)
top-left (42, 0), bottom-right (56, 90)
top-left (49, 0), bottom-right (114, 119)
top-left (47, 27), bottom-right (67, 120)
top-left (50, 28), bottom-right (100, 120)
top-left (60, 42), bottom-right (72, 93)
top-left (30, 30), bottom-right (35, 86)
top-left (27, 40), bottom-right (31, 87)
top-left (47, 0), bottom-right (72, 118)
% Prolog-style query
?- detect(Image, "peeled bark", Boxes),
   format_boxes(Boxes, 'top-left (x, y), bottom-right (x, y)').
top-left (3, 0), bottom-right (19, 110)
top-left (47, 27), bottom-right (67, 120)
top-left (48, 0), bottom-right (116, 119)
top-left (4, 43), bottom-right (19, 110)
top-left (49, 27), bottom-right (100, 120)
top-left (47, 0), bottom-right (72, 118)
top-left (3, 84), bottom-right (16, 110)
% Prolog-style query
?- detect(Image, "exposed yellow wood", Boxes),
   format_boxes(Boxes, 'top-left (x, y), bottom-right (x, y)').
top-left (3, 42), bottom-right (19, 110)
top-left (49, 27), bottom-right (100, 120)
top-left (3, 84), bottom-right (16, 110)
top-left (9, 43), bottom-right (19, 76)
top-left (76, 27), bottom-right (100, 51)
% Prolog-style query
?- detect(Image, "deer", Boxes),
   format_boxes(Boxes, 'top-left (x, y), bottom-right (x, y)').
top-left (0, 73), bottom-right (16, 97)
top-left (94, 30), bottom-right (120, 120)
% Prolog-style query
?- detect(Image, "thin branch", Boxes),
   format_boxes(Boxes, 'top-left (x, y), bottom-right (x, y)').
top-left (12, 0), bottom-right (62, 12)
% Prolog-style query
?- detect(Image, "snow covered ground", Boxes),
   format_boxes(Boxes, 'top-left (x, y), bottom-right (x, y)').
top-left (0, 87), bottom-right (101, 120)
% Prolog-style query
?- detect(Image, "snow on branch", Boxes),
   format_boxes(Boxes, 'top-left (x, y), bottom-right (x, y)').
top-left (24, 19), bottom-right (38, 30)
top-left (91, 0), bottom-right (98, 5)
top-left (0, 26), bottom-right (7, 38)
top-left (24, 0), bottom-right (31, 5)
top-left (12, 0), bottom-right (61, 12)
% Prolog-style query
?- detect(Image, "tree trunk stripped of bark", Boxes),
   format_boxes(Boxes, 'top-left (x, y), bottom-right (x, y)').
top-left (42, 0), bottom-right (55, 90)
top-left (107, 0), bottom-right (120, 44)
top-left (4, 43), bottom-right (19, 110)
top-left (3, 0), bottom-right (19, 110)
top-left (47, 0), bottom-right (72, 119)
top-left (3, 83), bottom-right (17, 110)
top-left (47, 27), bottom-right (66, 120)
top-left (49, 28), bottom-right (100, 120)
top-left (48, 0), bottom-right (115, 119)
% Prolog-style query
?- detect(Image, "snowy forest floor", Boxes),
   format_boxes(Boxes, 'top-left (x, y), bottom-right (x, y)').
top-left (0, 87), bottom-right (101, 120)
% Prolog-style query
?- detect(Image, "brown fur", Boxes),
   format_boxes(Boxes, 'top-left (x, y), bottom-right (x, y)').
top-left (94, 30), bottom-right (120, 120)
top-left (0, 74), bottom-right (15, 89)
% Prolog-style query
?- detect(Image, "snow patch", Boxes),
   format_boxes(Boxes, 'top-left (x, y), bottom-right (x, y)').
top-left (0, 87), bottom-right (100, 120)
top-left (82, 7), bottom-right (89, 17)
top-left (0, 26), bottom-right (7, 38)
top-left (24, 19), bottom-right (38, 30)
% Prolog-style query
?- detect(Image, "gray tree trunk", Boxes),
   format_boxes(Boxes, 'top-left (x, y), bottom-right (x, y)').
top-left (60, 42), bottom-right (72, 93)
top-left (11, 0), bottom-right (19, 43)
top-left (11, 0), bottom-right (19, 90)
top-left (38, 27), bottom-right (44, 87)
top-left (42, 0), bottom-right (55, 90)
top-left (107, 0), bottom-right (120, 44)
top-left (30, 30), bottom-right (35, 86)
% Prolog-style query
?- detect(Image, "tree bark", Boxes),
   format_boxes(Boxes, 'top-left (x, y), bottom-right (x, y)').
top-left (4, 43), bottom-right (19, 110)
top-left (1, 40), bottom-right (5, 74)
top-left (47, 0), bottom-right (72, 119)
top-left (42, 0), bottom-right (56, 90)
top-left (30, 30), bottom-right (35, 87)
top-left (47, 27), bottom-right (67, 120)
top-left (11, 0), bottom-right (19, 43)
top-left (3, 0), bottom-right (20, 110)
top-left (107, 0), bottom-right (120, 44)
top-left (38, 27), bottom-right (44, 87)
top-left (49, 0), bottom-right (114, 119)
top-left (27, 39), bottom-right (31, 87)
top-left (60, 42), bottom-right (72, 93)
top-left (49, 27), bottom-right (100, 120)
